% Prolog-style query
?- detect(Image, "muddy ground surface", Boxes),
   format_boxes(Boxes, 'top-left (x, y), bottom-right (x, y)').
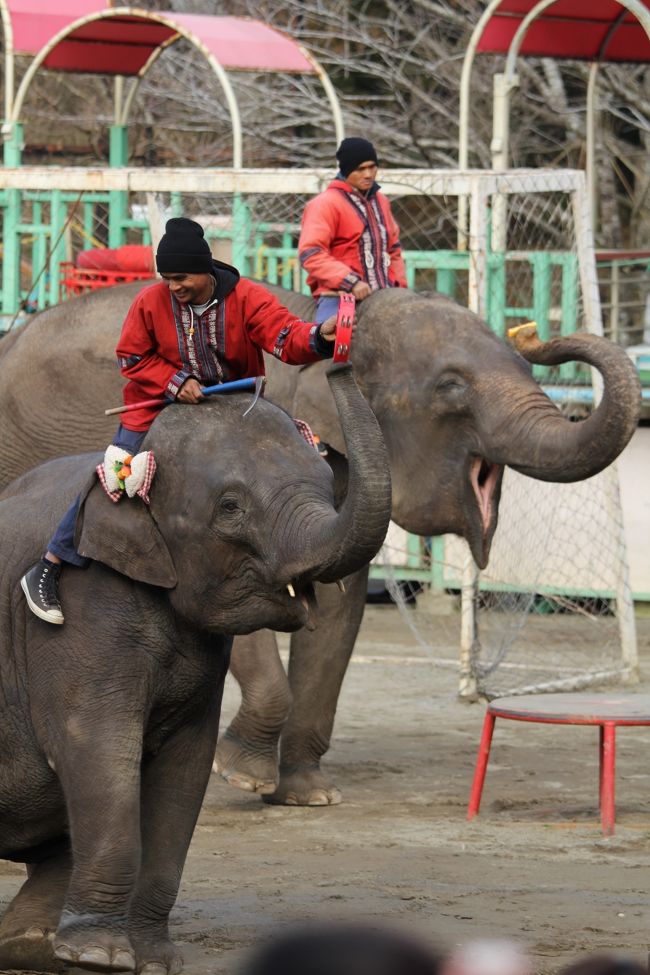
top-left (2, 604), bottom-right (650, 974)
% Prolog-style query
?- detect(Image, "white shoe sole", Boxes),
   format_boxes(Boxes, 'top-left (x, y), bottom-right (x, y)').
top-left (20, 575), bottom-right (65, 625)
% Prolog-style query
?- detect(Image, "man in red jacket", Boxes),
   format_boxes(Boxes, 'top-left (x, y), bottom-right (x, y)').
top-left (21, 217), bottom-right (337, 624)
top-left (299, 137), bottom-right (407, 325)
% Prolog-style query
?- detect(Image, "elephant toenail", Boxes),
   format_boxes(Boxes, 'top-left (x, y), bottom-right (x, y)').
top-left (54, 943), bottom-right (75, 961)
top-left (113, 948), bottom-right (137, 970)
top-left (79, 946), bottom-right (111, 966)
top-left (140, 963), bottom-right (167, 975)
top-left (308, 791), bottom-right (330, 805)
top-left (24, 925), bottom-right (46, 940)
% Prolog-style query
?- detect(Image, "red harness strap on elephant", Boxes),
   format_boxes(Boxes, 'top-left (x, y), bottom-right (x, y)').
top-left (333, 293), bottom-right (355, 364)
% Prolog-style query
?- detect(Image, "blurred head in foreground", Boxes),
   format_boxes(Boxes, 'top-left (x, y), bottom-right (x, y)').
top-left (559, 954), bottom-right (646, 975)
top-left (441, 939), bottom-right (534, 975)
top-left (239, 923), bottom-right (441, 975)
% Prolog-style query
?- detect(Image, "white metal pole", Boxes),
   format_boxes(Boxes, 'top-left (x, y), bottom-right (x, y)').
top-left (298, 45), bottom-right (345, 150)
top-left (458, 0), bottom-right (505, 249)
top-left (586, 61), bottom-right (600, 236)
top-left (0, 0), bottom-right (14, 132)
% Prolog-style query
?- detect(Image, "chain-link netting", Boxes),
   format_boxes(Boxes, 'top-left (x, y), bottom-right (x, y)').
top-left (370, 170), bottom-right (636, 700)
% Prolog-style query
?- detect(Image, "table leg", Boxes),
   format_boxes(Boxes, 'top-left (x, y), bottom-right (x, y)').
top-left (467, 711), bottom-right (496, 820)
top-left (599, 722), bottom-right (616, 836)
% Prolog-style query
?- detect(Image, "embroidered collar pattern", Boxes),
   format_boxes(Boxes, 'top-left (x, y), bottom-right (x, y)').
top-left (171, 295), bottom-right (226, 384)
top-left (338, 189), bottom-right (391, 290)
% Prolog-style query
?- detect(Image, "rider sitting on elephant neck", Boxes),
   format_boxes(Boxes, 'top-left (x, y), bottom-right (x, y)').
top-left (21, 216), bottom-right (338, 625)
top-left (298, 136), bottom-right (407, 326)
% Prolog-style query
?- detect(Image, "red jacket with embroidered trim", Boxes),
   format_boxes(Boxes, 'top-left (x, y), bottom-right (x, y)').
top-left (298, 178), bottom-right (407, 297)
top-left (116, 279), bottom-right (327, 431)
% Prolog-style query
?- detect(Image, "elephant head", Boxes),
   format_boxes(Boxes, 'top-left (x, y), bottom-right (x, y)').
top-left (74, 364), bottom-right (391, 634)
top-left (298, 290), bottom-right (640, 570)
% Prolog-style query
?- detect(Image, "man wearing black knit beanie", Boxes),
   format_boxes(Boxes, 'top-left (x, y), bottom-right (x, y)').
top-left (298, 137), bottom-right (407, 324)
top-left (21, 215), bottom-right (338, 625)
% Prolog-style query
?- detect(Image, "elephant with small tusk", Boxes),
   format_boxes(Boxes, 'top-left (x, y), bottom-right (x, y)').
top-left (0, 364), bottom-right (391, 974)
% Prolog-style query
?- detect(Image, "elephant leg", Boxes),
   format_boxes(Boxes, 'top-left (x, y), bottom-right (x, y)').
top-left (129, 667), bottom-right (227, 975)
top-left (265, 566), bottom-right (369, 807)
top-left (213, 629), bottom-right (292, 795)
top-left (48, 718), bottom-right (145, 972)
top-left (0, 850), bottom-right (71, 972)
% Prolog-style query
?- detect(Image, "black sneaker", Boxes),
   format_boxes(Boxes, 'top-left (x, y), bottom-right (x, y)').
top-left (21, 559), bottom-right (64, 624)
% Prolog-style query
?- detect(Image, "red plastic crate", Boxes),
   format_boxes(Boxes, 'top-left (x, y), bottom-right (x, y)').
top-left (60, 262), bottom-right (153, 299)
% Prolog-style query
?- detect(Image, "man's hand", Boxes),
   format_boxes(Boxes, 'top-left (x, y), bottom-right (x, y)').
top-left (319, 315), bottom-right (337, 342)
top-left (177, 377), bottom-right (204, 404)
top-left (352, 281), bottom-right (372, 301)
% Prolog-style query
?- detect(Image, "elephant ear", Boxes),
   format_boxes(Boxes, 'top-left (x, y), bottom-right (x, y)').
top-left (293, 363), bottom-right (346, 456)
top-left (74, 471), bottom-right (177, 588)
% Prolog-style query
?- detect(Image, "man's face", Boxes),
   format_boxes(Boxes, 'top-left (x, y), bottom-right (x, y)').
top-left (160, 272), bottom-right (213, 305)
top-left (345, 161), bottom-right (378, 193)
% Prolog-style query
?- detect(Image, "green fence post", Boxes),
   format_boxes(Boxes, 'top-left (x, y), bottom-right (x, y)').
top-left (2, 123), bottom-right (23, 317)
top-left (436, 267), bottom-right (456, 298)
top-left (429, 536), bottom-right (447, 592)
top-left (532, 252), bottom-right (552, 381)
top-left (48, 189), bottom-right (67, 306)
top-left (532, 252), bottom-right (551, 340)
top-left (487, 252), bottom-right (506, 335)
top-left (405, 256), bottom-right (416, 289)
top-left (281, 230), bottom-right (293, 289)
top-left (31, 201), bottom-right (49, 309)
top-left (83, 199), bottom-right (95, 250)
top-left (231, 193), bottom-right (250, 276)
top-left (108, 124), bottom-right (128, 248)
top-left (559, 252), bottom-right (579, 381)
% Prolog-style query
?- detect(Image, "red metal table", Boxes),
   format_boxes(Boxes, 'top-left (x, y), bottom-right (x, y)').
top-left (467, 693), bottom-right (650, 835)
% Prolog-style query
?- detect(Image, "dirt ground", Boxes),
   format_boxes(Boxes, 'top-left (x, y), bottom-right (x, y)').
top-left (2, 604), bottom-right (650, 974)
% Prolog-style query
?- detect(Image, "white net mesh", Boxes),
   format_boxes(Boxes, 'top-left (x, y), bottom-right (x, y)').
top-left (370, 169), bottom-right (636, 699)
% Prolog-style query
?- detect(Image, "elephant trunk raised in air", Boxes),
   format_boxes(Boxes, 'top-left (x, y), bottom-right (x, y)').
top-left (482, 324), bottom-right (641, 482)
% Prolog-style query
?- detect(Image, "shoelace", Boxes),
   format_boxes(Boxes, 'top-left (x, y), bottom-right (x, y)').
top-left (40, 565), bottom-right (61, 605)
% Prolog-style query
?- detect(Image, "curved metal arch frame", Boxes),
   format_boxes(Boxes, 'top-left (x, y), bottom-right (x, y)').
top-left (459, 0), bottom-right (650, 170)
top-left (458, 0), bottom-right (650, 237)
top-left (0, 1), bottom-right (14, 130)
top-left (118, 33), bottom-right (345, 149)
top-left (6, 5), bottom-right (345, 166)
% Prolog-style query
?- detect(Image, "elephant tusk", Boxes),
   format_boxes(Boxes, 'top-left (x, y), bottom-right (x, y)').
top-left (287, 583), bottom-right (296, 598)
top-left (335, 579), bottom-right (346, 593)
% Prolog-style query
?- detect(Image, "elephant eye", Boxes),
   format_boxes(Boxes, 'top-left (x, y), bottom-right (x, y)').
top-left (219, 497), bottom-right (241, 513)
top-left (436, 373), bottom-right (465, 392)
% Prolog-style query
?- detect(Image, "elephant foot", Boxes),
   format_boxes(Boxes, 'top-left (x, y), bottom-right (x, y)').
top-left (213, 727), bottom-right (279, 795)
top-left (54, 916), bottom-right (135, 972)
top-left (131, 932), bottom-right (184, 975)
top-left (263, 764), bottom-right (343, 806)
top-left (0, 925), bottom-right (64, 972)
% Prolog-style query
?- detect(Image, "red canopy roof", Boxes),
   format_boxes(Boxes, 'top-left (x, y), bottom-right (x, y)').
top-left (6, 1), bottom-right (315, 74)
top-left (478, 0), bottom-right (650, 63)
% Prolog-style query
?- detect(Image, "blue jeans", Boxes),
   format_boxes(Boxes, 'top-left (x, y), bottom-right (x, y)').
top-left (314, 295), bottom-right (341, 325)
top-left (48, 425), bottom-right (146, 567)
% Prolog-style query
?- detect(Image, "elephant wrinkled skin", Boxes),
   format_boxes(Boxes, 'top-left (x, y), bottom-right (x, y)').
top-left (0, 282), bottom-right (641, 807)
top-left (0, 369), bottom-right (390, 974)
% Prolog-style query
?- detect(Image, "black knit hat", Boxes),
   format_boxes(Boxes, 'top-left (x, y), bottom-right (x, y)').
top-left (336, 137), bottom-right (378, 177)
top-left (156, 217), bottom-right (214, 274)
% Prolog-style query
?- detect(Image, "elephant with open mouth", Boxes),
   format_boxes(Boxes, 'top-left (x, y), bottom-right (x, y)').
top-left (0, 364), bottom-right (391, 974)
top-left (0, 282), bottom-right (641, 808)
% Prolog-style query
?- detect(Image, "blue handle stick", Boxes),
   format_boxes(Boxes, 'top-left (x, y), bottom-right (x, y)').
top-left (105, 376), bottom-right (264, 416)
top-left (201, 377), bottom-right (256, 395)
